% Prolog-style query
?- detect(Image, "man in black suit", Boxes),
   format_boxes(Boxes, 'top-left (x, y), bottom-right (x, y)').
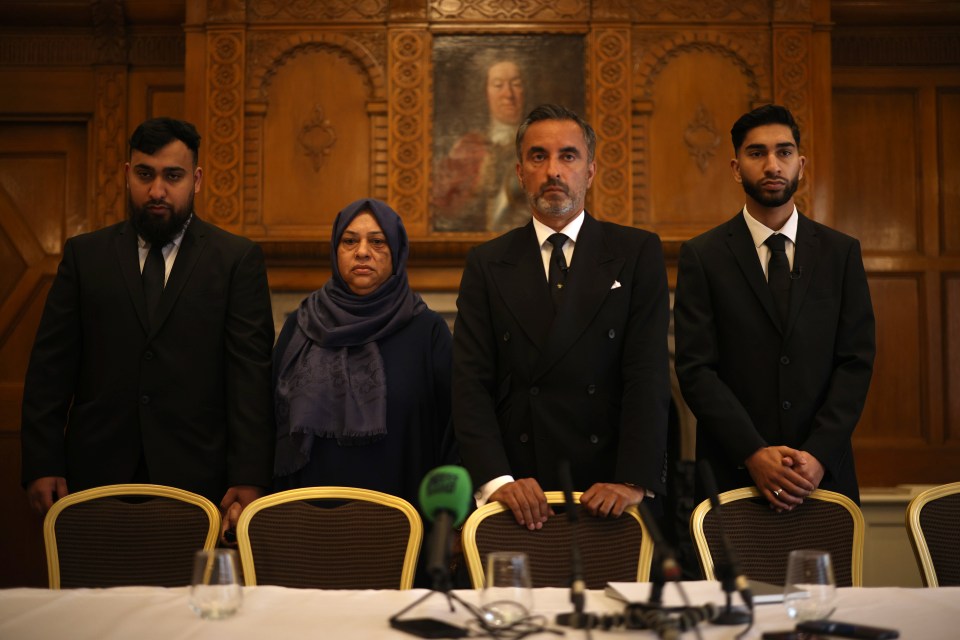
top-left (453, 104), bottom-right (670, 529)
top-left (674, 104), bottom-right (875, 507)
top-left (21, 118), bottom-right (275, 529)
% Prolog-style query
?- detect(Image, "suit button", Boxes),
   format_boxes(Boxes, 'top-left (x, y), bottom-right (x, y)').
top-left (529, 387), bottom-right (539, 396)
top-left (780, 356), bottom-right (790, 365)
top-left (503, 332), bottom-right (510, 342)
top-left (782, 400), bottom-right (792, 410)
top-left (519, 433), bottom-right (529, 443)
top-left (144, 351), bottom-right (154, 361)
top-left (140, 395), bottom-right (150, 405)
top-left (586, 384), bottom-right (596, 394)
top-left (589, 434), bottom-right (599, 444)
top-left (608, 329), bottom-right (616, 339)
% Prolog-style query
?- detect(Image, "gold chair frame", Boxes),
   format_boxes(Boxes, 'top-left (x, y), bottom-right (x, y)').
top-left (461, 491), bottom-right (654, 589)
top-left (43, 483), bottom-right (220, 589)
top-left (236, 486), bottom-right (423, 589)
top-left (905, 481), bottom-right (960, 587)
top-left (690, 487), bottom-right (865, 587)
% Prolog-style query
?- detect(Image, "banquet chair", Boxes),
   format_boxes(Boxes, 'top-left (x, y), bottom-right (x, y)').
top-left (43, 483), bottom-right (220, 589)
top-left (690, 487), bottom-right (864, 587)
top-left (461, 491), bottom-right (653, 589)
top-left (905, 481), bottom-right (960, 587)
top-left (236, 487), bottom-right (422, 589)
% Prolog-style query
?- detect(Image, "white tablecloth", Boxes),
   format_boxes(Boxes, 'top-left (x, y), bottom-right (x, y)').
top-left (1, 582), bottom-right (957, 639)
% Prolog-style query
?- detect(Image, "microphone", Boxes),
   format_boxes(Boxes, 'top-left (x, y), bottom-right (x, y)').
top-left (636, 501), bottom-right (681, 605)
top-left (418, 465), bottom-right (472, 591)
top-left (698, 460), bottom-right (753, 615)
top-left (558, 460), bottom-right (585, 617)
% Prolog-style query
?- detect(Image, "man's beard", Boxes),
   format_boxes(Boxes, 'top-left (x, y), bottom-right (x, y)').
top-left (128, 193), bottom-right (193, 245)
top-left (527, 178), bottom-right (584, 219)
top-left (741, 174), bottom-right (800, 209)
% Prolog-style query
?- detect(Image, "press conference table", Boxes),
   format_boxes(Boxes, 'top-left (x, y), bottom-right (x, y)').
top-left (1, 582), bottom-right (957, 639)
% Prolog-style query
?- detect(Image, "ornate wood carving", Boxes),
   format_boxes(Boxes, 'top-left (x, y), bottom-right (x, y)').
top-left (773, 28), bottom-right (813, 213)
top-left (93, 67), bottom-right (128, 227)
top-left (632, 0), bottom-right (769, 21)
top-left (773, 0), bottom-right (812, 21)
top-left (206, 30), bottom-right (245, 228)
top-left (683, 104), bottom-right (722, 174)
top-left (833, 32), bottom-right (960, 67)
top-left (387, 29), bottom-right (429, 228)
top-left (128, 34), bottom-right (186, 66)
top-left (0, 35), bottom-right (94, 65)
top-left (248, 0), bottom-right (387, 21)
top-left (428, 0), bottom-right (588, 21)
top-left (298, 106), bottom-right (338, 172)
top-left (590, 27), bottom-right (631, 225)
top-left (92, 0), bottom-right (127, 65)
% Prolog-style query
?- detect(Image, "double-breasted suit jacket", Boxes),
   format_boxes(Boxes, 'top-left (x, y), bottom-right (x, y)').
top-left (674, 212), bottom-right (875, 503)
top-left (453, 213), bottom-right (671, 494)
top-left (20, 216), bottom-right (275, 504)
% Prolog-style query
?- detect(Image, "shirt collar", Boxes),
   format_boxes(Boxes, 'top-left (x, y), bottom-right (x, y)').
top-left (532, 210), bottom-right (585, 248)
top-left (742, 205), bottom-right (798, 248)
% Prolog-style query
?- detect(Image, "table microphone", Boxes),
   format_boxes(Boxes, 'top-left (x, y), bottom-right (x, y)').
top-left (558, 460), bottom-right (586, 619)
top-left (698, 460), bottom-right (753, 615)
top-left (418, 465), bottom-right (472, 591)
top-left (636, 500), bottom-right (681, 605)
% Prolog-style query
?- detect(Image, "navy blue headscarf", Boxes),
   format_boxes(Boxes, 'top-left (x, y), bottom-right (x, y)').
top-left (274, 199), bottom-right (425, 474)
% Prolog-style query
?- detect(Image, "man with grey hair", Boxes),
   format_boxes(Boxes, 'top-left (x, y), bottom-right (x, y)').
top-left (453, 104), bottom-right (671, 528)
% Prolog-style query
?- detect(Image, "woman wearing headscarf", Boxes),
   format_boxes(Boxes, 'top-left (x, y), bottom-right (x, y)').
top-left (272, 198), bottom-right (455, 506)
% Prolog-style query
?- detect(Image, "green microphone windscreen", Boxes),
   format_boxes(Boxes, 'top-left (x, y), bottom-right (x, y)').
top-left (418, 465), bottom-right (472, 528)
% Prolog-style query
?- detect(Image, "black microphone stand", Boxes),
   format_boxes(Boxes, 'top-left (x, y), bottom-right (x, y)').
top-left (558, 460), bottom-right (591, 638)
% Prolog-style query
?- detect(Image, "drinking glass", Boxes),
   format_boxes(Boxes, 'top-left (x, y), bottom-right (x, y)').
top-left (189, 549), bottom-right (243, 620)
top-left (784, 549), bottom-right (836, 621)
top-left (480, 551), bottom-right (533, 628)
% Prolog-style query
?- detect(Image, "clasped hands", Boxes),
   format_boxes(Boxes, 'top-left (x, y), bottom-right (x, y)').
top-left (745, 445), bottom-right (824, 512)
top-left (489, 477), bottom-right (646, 530)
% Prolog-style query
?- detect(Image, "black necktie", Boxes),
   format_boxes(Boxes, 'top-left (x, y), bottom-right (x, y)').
top-left (764, 233), bottom-right (790, 326)
top-left (547, 233), bottom-right (569, 310)
top-left (142, 242), bottom-right (166, 329)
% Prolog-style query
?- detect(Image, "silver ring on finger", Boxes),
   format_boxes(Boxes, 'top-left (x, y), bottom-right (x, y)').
top-left (773, 489), bottom-right (782, 497)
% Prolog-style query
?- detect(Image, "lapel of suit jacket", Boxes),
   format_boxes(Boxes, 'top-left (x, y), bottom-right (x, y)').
top-left (116, 221), bottom-right (151, 333)
top-left (724, 212), bottom-right (785, 333)
top-left (148, 215), bottom-right (207, 337)
top-left (533, 213), bottom-right (624, 381)
top-left (784, 212), bottom-right (820, 337)
top-left (489, 222), bottom-right (554, 352)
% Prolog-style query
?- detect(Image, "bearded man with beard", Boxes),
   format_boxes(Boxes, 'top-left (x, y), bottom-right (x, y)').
top-left (675, 104), bottom-right (875, 507)
top-left (453, 104), bottom-right (671, 529)
top-left (21, 118), bottom-right (274, 541)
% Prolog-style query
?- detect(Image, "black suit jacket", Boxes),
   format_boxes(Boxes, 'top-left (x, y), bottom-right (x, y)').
top-left (674, 212), bottom-right (875, 503)
top-left (20, 216), bottom-right (275, 504)
top-left (452, 213), bottom-right (671, 494)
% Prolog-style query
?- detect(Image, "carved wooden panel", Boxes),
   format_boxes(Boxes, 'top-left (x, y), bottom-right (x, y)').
top-left (945, 274), bottom-right (960, 443)
top-left (204, 30), bottom-right (245, 230)
top-left (632, 30), bottom-right (770, 237)
top-left (855, 275), bottom-right (925, 443)
top-left (93, 67), bottom-right (127, 228)
top-left (773, 27), bottom-right (814, 215)
top-left (428, 0), bottom-right (588, 21)
top-left (589, 27), bottom-right (631, 225)
top-left (0, 123), bottom-right (88, 588)
top-left (248, 0), bottom-right (388, 22)
top-left (940, 89), bottom-right (960, 255)
top-left (388, 29), bottom-right (430, 233)
top-left (832, 88), bottom-right (920, 253)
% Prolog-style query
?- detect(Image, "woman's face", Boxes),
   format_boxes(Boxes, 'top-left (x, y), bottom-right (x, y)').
top-left (337, 211), bottom-right (393, 296)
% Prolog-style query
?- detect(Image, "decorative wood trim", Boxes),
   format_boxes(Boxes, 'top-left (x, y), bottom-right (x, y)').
top-left (93, 67), bottom-right (127, 228)
top-left (428, 0), bottom-right (588, 21)
top-left (388, 29), bottom-right (429, 229)
top-left (631, 0), bottom-right (769, 21)
top-left (833, 32), bottom-right (960, 67)
top-left (589, 26), bottom-right (631, 225)
top-left (247, 0), bottom-right (387, 21)
top-left (773, 27), bottom-right (813, 213)
top-left (205, 29), bottom-right (245, 229)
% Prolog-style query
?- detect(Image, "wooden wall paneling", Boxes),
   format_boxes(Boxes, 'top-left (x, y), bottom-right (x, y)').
top-left (939, 88), bottom-right (960, 255)
top-left (260, 40), bottom-right (375, 234)
top-left (388, 28), bottom-right (430, 236)
top-left (633, 29), bottom-right (768, 238)
top-left (127, 69), bottom-right (186, 123)
top-left (945, 274), bottom-right (960, 444)
top-left (0, 122), bottom-right (89, 588)
top-left (588, 25), bottom-right (631, 226)
top-left (832, 87), bottom-right (921, 252)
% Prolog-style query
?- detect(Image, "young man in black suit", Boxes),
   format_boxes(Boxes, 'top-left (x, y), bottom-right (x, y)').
top-left (674, 104), bottom-right (875, 507)
top-left (453, 104), bottom-right (671, 529)
top-left (21, 118), bottom-right (275, 532)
